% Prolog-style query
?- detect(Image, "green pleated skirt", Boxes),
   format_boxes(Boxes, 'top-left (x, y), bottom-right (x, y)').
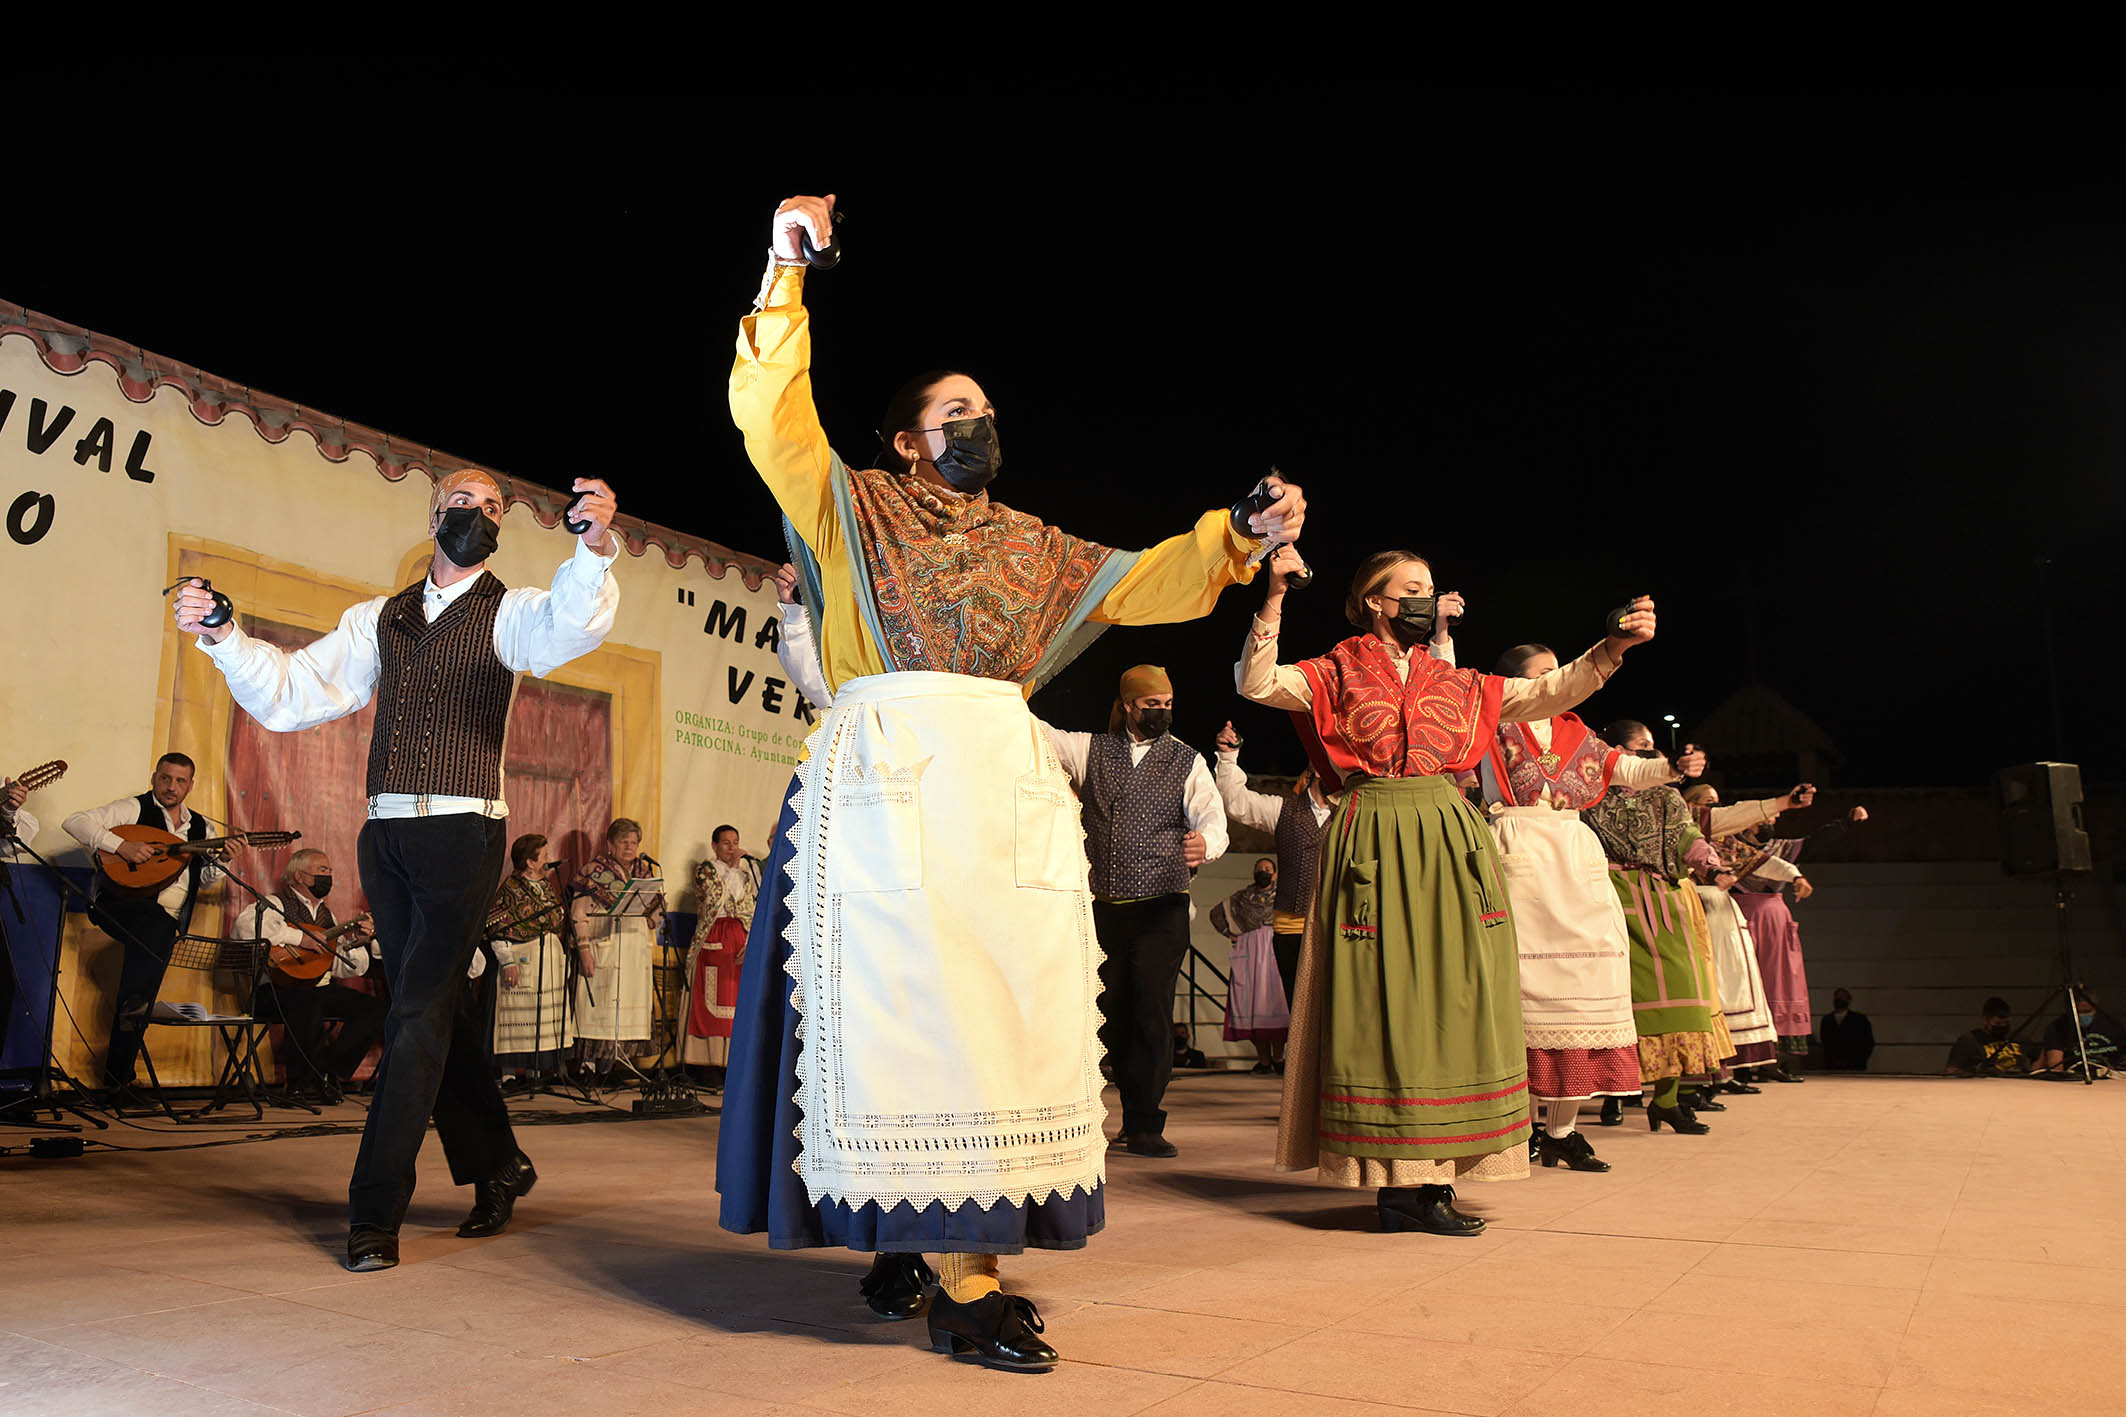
top-left (1311, 775), bottom-right (1531, 1164)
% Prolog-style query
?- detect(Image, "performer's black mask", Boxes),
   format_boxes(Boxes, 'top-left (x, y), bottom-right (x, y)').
top-left (1633, 748), bottom-right (1662, 760)
top-left (436, 505), bottom-right (501, 567)
top-left (927, 414), bottom-right (1001, 493)
top-left (1984, 1022), bottom-right (2009, 1040)
top-left (1379, 594), bottom-right (1436, 647)
top-left (1132, 706), bottom-right (1173, 739)
top-left (310, 873), bottom-right (333, 899)
top-left (1253, 869), bottom-right (1275, 888)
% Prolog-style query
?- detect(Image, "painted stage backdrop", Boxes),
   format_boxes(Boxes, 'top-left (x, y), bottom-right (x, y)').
top-left (0, 307), bottom-right (796, 1085)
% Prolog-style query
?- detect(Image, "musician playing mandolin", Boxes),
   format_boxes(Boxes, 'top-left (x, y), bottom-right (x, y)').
top-left (243, 849), bottom-right (386, 1104)
top-left (2, 773), bottom-right (40, 861)
top-left (62, 752), bottom-right (228, 1093)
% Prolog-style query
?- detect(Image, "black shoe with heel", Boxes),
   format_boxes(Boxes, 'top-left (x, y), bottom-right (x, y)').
top-left (457, 1150), bottom-right (537, 1238)
top-left (1683, 1090), bottom-right (1726, 1112)
top-left (1646, 1102), bottom-right (1710, 1135)
top-left (1537, 1131), bottom-right (1613, 1172)
top-left (1378, 1184), bottom-right (1485, 1236)
top-left (926, 1291), bottom-right (1058, 1371)
top-left (858, 1253), bottom-right (936, 1320)
top-left (1598, 1097), bottom-right (1624, 1127)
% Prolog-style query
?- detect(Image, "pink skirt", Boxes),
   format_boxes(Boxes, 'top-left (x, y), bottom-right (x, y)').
top-left (1526, 1044), bottom-right (1642, 1100)
top-left (1224, 925), bottom-right (1290, 1042)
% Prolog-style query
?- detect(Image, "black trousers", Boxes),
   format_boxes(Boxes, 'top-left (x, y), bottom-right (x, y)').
top-left (1092, 893), bottom-right (1194, 1138)
top-left (348, 814), bottom-right (514, 1232)
top-left (91, 897), bottom-right (180, 1086)
top-left (262, 980), bottom-right (388, 1084)
top-left (1271, 929), bottom-right (1303, 1014)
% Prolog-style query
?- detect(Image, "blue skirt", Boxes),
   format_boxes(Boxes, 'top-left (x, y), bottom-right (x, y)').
top-left (714, 774), bottom-right (1105, 1254)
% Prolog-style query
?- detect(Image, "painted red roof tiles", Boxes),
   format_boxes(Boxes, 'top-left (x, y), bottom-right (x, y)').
top-left (2, 300), bottom-right (776, 588)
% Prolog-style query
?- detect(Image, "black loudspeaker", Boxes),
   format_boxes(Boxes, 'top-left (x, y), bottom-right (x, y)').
top-left (1994, 762), bottom-right (2092, 877)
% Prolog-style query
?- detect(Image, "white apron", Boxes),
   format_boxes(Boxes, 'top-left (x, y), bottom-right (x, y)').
top-left (572, 915), bottom-right (654, 1045)
top-left (494, 931), bottom-right (574, 1055)
top-left (1697, 885), bottom-right (1779, 1049)
top-left (1490, 807), bottom-right (1637, 1051)
top-left (786, 672), bottom-right (1106, 1214)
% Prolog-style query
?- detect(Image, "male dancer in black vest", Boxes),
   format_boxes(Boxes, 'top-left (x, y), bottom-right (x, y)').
top-left (63, 752), bottom-right (223, 1099)
top-left (176, 468), bottom-right (619, 1271)
top-left (1049, 666), bottom-right (1227, 1158)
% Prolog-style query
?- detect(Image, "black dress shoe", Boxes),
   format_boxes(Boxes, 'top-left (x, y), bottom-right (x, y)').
top-left (1722, 1078), bottom-right (1763, 1095)
top-left (927, 1291), bottom-right (1058, 1372)
top-left (1646, 1102), bottom-right (1710, 1135)
top-left (858, 1253), bottom-right (936, 1320)
top-left (1529, 1129), bottom-right (1543, 1162)
top-left (1536, 1131), bottom-right (1613, 1173)
top-left (1598, 1097), bottom-right (1624, 1127)
top-left (457, 1150), bottom-right (538, 1238)
top-left (1125, 1132), bottom-right (1179, 1158)
top-left (346, 1226), bottom-right (399, 1272)
top-left (1684, 1091), bottom-right (1727, 1112)
top-left (1762, 1065), bottom-right (1805, 1083)
top-left (1377, 1184), bottom-right (1485, 1236)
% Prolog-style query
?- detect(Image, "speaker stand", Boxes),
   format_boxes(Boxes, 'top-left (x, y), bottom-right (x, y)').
top-left (2012, 880), bottom-right (2099, 1085)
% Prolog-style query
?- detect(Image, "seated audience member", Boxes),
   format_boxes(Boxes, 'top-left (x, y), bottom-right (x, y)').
top-left (1818, 987), bottom-right (1875, 1071)
top-left (2033, 987), bottom-right (2123, 1075)
top-left (1944, 997), bottom-right (2027, 1076)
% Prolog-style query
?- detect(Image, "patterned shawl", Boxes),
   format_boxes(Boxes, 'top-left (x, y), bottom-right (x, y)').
top-left (571, 851), bottom-right (663, 913)
top-left (1484, 712), bottom-right (1622, 809)
top-left (1293, 634), bottom-right (1504, 788)
top-left (487, 872), bottom-right (564, 944)
top-left (693, 855), bottom-right (761, 928)
top-left (1211, 879), bottom-right (1279, 938)
top-left (1584, 784), bottom-right (1704, 881)
top-left (843, 464), bottom-right (1122, 683)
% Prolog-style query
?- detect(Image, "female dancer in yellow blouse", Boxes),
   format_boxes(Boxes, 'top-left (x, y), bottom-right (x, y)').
top-left (716, 194), bottom-right (1304, 1371)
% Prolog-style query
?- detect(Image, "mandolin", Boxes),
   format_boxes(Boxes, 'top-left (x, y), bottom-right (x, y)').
top-left (5, 759), bottom-right (68, 801)
top-left (268, 913), bottom-right (374, 984)
top-left (96, 825), bottom-right (302, 896)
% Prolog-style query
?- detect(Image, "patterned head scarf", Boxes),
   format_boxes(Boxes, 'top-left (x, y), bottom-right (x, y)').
top-left (431, 468), bottom-right (503, 514)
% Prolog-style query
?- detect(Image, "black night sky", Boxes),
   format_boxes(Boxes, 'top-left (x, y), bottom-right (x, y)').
top-left (18, 74), bottom-right (2123, 789)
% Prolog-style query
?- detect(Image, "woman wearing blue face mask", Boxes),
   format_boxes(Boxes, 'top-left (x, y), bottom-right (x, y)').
top-left (1240, 550), bottom-right (1654, 1237)
top-left (716, 193), bottom-right (1305, 1372)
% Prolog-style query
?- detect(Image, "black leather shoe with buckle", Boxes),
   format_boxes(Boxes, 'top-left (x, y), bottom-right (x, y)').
top-left (1537, 1131), bottom-right (1613, 1173)
top-left (926, 1291), bottom-right (1058, 1371)
top-left (858, 1253), bottom-right (936, 1320)
top-left (346, 1226), bottom-right (400, 1272)
top-left (1377, 1184), bottom-right (1485, 1236)
top-left (457, 1150), bottom-right (538, 1238)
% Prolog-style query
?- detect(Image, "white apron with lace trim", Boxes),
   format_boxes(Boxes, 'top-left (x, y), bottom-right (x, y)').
top-left (785, 671), bottom-right (1106, 1213)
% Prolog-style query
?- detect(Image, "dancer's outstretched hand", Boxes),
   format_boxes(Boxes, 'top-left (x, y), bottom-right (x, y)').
top-left (771, 195), bottom-right (837, 263)
top-left (1249, 473), bottom-right (1306, 544)
top-left (1215, 721), bottom-right (1242, 752)
top-left (1606, 595), bottom-right (1656, 650)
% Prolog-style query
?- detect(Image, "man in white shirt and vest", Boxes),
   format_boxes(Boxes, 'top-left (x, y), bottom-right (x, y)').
top-left (1049, 665), bottom-right (1228, 1158)
top-left (174, 468), bottom-right (619, 1272)
top-left (62, 752), bottom-right (225, 1097)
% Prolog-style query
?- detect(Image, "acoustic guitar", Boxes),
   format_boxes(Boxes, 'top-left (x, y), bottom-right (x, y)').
top-left (268, 913), bottom-right (374, 985)
top-left (95, 825), bottom-right (302, 898)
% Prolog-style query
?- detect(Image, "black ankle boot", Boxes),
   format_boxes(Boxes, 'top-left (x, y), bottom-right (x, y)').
top-left (1646, 1101), bottom-right (1710, 1135)
top-left (1537, 1131), bottom-right (1613, 1172)
top-left (457, 1150), bottom-right (537, 1237)
top-left (858, 1252), bottom-right (936, 1320)
top-left (1598, 1097), bottom-right (1624, 1126)
top-left (1377, 1184), bottom-right (1485, 1236)
top-left (1684, 1089), bottom-right (1726, 1112)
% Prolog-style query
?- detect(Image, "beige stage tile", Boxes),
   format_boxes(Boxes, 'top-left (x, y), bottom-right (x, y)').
top-left (1037, 1302), bottom-right (1310, 1379)
top-left (594, 1318), bottom-right (932, 1404)
top-left (798, 1350), bottom-right (1198, 1417)
top-left (1641, 1273), bottom-right (1917, 1327)
top-left (27, 1295), bottom-right (531, 1417)
top-left (1923, 1254), bottom-right (2126, 1303)
top-left (1136, 1379), bottom-right (1465, 1416)
top-left (1872, 1384), bottom-right (2063, 1417)
top-left (1218, 1329), bottom-right (1568, 1415)
top-left (1720, 1217), bottom-right (1945, 1256)
top-left (1889, 1292), bottom-right (2126, 1400)
top-left (1445, 1255), bottom-right (1684, 1311)
top-left (1340, 1283), bottom-right (1638, 1355)
top-left (1504, 1355), bottom-right (1880, 1417)
top-left (0, 1333), bottom-right (297, 1417)
top-left (1685, 1241), bottom-right (1931, 1291)
top-left (366, 1361), bottom-right (835, 1417)
top-left (0, 1258), bottom-right (255, 1333)
top-left (1484, 1229), bottom-right (1716, 1274)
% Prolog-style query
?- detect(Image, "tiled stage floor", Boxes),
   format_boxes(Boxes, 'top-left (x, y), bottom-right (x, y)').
top-left (4, 1072), bottom-right (2122, 1416)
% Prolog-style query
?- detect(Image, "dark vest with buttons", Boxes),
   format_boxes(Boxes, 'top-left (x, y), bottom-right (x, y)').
top-left (1273, 792), bottom-right (1328, 921)
top-left (365, 573), bottom-right (518, 800)
top-left (255, 891), bottom-right (337, 988)
top-left (135, 792), bottom-right (210, 926)
top-left (1082, 732), bottom-right (1198, 901)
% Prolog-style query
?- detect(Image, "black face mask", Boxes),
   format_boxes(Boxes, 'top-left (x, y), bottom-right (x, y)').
top-left (1984, 1022), bottom-right (2009, 1040)
top-left (1253, 869), bottom-right (1275, 889)
top-left (436, 505), bottom-right (500, 568)
top-left (1633, 748), bottom-right (1662, 760)
top-left (309, 874), bottom-right (333, 899)
top-left (1132, 706), bottom-right (1173, 739)
top-left (927, 414), bottom-right (1001, 493)
top-left (1378, 594), bottom-right (1436, 647)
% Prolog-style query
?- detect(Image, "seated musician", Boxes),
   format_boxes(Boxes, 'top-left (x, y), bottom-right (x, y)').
top-left (3, 773), bottom-right (42, 860)
top-left (62, 753), bottom-right (225, 1097)
top-left (243, 849), bottom-right (386, 1104)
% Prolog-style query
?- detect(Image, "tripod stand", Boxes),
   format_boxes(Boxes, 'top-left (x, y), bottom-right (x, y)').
top-left (0, 840), bottom-right (108, 1131)
top-left (2012, 878), bottom-right (2101, 1085)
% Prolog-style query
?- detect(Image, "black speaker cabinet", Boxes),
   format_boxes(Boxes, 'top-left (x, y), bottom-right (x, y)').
top-left (1994, 761), bottom-right (2092, 877)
